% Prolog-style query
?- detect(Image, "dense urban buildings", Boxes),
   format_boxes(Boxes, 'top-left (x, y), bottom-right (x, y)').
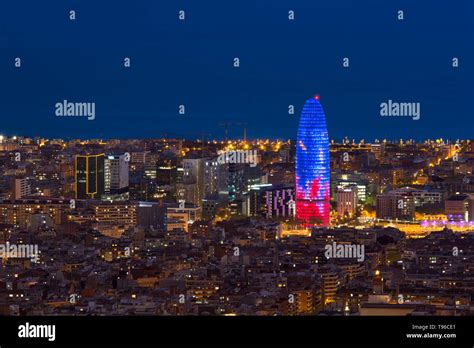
top-left (0, 134), bottom-right (474, 316)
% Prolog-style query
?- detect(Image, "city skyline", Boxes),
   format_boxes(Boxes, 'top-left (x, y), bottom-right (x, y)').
top-left (0, 133), bottom-right (470, 144)
top-left (1, 3), bottom-right (474, 347)
top-left (2, 3), bottom-right (474, 343)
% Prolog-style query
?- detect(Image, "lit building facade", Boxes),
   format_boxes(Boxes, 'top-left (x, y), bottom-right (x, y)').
top-left (0, 198), bottom-right (71, 228)
top-left (336, 185), bottom-right (358, 217)
top-left (13, 178), bottom-right (31, 200)
top-left (376, 191), bottom-right (415, 221)
top-left (295, 96), bottom-right (330, 226)
top-left (264, 185), bottom-right (295, 219)
top-left (75, 154), bottom-right (105, 199)
top-left (103, 154), bottom-right (130, 201)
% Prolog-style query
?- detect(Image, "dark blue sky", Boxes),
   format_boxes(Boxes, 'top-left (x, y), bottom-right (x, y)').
top-left (0, 0), bottom-right (473, 141)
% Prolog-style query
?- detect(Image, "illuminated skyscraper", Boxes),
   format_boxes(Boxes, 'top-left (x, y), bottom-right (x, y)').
top-left (104, 155), bottom-right (129, 192)
top-left (75, 154), bottom-right (105, 199)
top-left (295, 96), bottom-right (330, 226)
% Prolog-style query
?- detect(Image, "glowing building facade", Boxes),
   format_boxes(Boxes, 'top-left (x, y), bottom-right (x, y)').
top-left (75, 154), bottom-right (105, 199)
top-left (295, 96), bottom-right (330, 226)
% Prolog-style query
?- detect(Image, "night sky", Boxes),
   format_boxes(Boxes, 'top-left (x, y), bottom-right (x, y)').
top-left (0, 0), bottom-right (473, 141)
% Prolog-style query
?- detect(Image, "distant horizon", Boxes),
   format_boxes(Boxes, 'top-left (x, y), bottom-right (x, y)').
top-left (0, 132), bottom-right (470, 144)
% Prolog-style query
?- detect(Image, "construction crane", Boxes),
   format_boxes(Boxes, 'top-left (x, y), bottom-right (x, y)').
top-left (218, 122), bottom-right (248, 141)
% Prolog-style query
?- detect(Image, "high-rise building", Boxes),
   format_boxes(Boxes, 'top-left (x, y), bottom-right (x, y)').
top-left (333, 173), bottom-right (369, 203)
top-left (217, 162), bottom-right (230, 200)
top-left (228, 163), bottom-right (245, 202)
top-left (12, 178), bottom-right (31, 200)
top-left (243, 166), bottom-right (267, 191)
top-left (130, 151), bottom-right (148, 164)
top-left (203, 159), bottom-right (219, 198)
top-left (174, 165), bottom-right (185, 202)
top-left (264, 185), bottom-right (295, 219)
top-left (103, 154), bottom-right (129, 200)
top-left (183, 158), bottom-right (205, 206)
top-left (336, 185), bottom-right (358, 217)
top-left (75, 154), bottom-right (105, 199)
top-left (144, 153), bottom-right (158, 179)
top-left (156, 157), bottom-right (177, 186)
top-left (295, 96), bottom-right (330, 226)
top-left (167, 204), bottom-right (202, 228)
top-left (370, 143), bottom-right (385, 160)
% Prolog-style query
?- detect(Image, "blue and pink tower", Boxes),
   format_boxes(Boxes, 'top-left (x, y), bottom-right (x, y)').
top-left (295, 95), bottom-right (330, 227)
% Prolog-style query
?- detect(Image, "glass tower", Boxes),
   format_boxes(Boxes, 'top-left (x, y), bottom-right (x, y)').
top-left (75, 154), bottom-right (105, 199)
top-left (295, 96), bottom-right (330, 226)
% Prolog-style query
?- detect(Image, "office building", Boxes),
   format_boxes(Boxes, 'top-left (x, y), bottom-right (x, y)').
top-left (75, 154), bottom-right (105, 199)
top-left (295, 96), bottom-right (330, 226)
top-left (337, 185), bottom-right (358, 217)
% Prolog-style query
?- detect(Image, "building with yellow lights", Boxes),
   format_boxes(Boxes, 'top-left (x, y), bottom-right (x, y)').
top-left (75, 154), bottom-right (105, 199)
